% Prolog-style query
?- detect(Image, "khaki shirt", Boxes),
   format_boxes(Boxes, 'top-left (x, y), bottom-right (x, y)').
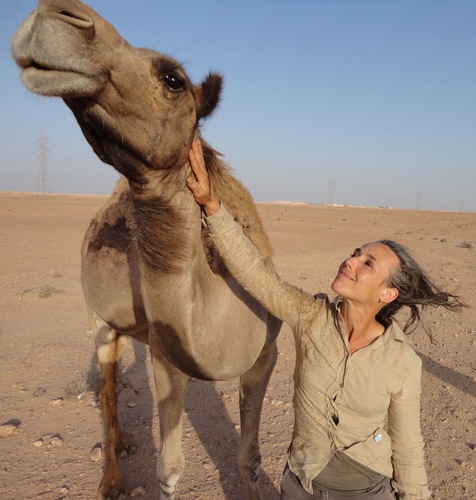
top-left (205, 205), bottom-right (431, 500)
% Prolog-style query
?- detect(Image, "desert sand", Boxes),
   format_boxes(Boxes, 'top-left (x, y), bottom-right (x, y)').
top-left (0, 191), bottom-right (474, 499)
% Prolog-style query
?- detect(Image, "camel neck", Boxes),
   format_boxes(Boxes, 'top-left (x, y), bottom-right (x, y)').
top-left (126, 165), bottom-right (188, 201)
top-left (132, 183), bottom-right (202, 276)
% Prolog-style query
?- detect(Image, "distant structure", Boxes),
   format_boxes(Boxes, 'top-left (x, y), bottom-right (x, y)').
top-left (327, 177), bottom-right (336, 205)
top-left (36, 131), bottom-right (50, 194)
top-left (416, 191), bottom-right (422, 210)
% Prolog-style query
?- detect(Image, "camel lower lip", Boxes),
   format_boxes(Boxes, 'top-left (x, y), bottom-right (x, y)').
top-left (23, 66), bottom-right (75, 80)
top-left (21, 67), bottom-right (100, 97)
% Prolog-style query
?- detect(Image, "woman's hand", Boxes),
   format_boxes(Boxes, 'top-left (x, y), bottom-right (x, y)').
top-left (187, 139), bottom-right (221, 216)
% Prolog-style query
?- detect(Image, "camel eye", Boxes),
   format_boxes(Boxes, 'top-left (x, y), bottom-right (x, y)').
top-left (164, 74), bottom-right (184, 90)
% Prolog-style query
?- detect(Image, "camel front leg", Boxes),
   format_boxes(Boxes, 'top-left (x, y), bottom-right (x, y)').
top-left (94, 316), bottom-right (131, 500)
top-left (238, 336), bottom-right (278, 500)
top-left (149, 343), bottom-right (189, 499)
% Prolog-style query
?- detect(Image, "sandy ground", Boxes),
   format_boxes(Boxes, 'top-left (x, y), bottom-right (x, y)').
top-left (0, 191), bottom-right (474, 499)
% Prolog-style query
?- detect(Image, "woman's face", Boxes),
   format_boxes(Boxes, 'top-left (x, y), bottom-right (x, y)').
top-left (331, 242), bottom-right (400, 306)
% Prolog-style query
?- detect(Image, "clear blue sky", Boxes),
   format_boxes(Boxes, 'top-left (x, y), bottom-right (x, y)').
top-left (1, 0), bottom-right (475, 211)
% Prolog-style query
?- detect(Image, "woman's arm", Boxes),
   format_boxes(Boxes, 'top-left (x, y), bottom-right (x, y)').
top-left (388, 353), bottom-right (431, 499)
top-left (187, 140), bottom-right (315, 328)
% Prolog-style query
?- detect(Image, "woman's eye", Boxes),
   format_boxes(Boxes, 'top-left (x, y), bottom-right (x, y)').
top-left (164, 74), bottom-right (184, 90)
top-left (365, 261), bottom-right (373, 267)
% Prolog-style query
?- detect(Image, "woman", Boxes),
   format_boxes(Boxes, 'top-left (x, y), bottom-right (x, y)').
top-left (186, 139), bottom-right (465, 499)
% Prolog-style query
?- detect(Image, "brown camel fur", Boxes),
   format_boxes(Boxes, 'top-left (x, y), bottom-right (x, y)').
top-left (12, 1), bottom-right (282, 499)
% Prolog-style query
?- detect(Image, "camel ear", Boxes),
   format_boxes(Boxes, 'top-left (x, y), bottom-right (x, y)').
top-left (195, 73), bottom-right (223, 121)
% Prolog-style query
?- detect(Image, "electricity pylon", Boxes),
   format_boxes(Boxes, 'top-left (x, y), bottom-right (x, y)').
top-left (36, 131), bottom-right (50, 195)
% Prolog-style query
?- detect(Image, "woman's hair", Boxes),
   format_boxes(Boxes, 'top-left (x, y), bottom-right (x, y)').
top-left (376, 239), bottom-right (467, 337)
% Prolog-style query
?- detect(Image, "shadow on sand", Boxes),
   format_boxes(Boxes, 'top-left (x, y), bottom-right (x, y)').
top-left (85, 341), bottom-right (474, 499)
top-left (418, 351), bottom-right (476, 398)
top-left (87, 338), bottom-right (280, 499)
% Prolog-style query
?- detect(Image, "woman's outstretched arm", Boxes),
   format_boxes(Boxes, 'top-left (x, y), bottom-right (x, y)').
top-left (186, 138), bottom-right (316, 330)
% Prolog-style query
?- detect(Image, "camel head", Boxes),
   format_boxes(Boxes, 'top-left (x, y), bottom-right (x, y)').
top-left (12, 0), bottom-right (223, 189)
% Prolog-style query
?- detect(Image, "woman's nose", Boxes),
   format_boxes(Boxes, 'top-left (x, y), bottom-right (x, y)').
top-left (344, 256), bottom-right (357, 270)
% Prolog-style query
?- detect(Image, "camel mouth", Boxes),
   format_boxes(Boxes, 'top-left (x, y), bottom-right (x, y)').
top-left (15, 52), bottom-right (74, 75)
top-left (29, 60), bottom-right (52, 72)
top-left (21, 62), bottom-right (104, 98)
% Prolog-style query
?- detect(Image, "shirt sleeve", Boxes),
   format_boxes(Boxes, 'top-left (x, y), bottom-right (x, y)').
top-left (388, 351), bottom-right (431, 499)
top-left (205, 204), bottom-right (315, 330)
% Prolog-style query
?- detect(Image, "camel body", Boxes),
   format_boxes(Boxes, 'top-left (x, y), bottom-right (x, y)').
top-left (12, 1), bottom-right (282, 498)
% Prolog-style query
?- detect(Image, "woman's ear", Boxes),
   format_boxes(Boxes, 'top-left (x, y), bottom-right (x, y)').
top-left (380, 287), bottom-right (399, 304)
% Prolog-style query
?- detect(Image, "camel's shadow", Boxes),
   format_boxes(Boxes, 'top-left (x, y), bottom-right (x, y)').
top-left (88, 338), bottom-right (280, 499)
top-left (181, 379), bottom-right (279, 499)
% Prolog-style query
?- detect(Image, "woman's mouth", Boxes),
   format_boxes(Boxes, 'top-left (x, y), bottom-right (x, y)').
top-left (338, 270), bottom-right (354, 281)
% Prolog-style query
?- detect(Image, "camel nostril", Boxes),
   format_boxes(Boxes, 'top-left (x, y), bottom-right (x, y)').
top-left (51, 9), bottom-right (94, 29)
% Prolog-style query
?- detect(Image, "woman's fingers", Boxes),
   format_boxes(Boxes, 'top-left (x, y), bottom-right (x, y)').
top-left (189, 139), bottom-right (207, 179)
top-left (187, 139), bottom-right (211, 200)
top-left (187, 140), bottom-right (221, 215)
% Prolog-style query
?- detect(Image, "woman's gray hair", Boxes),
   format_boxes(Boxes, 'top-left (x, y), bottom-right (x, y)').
top-left (376, 239), bottom-right (467, 337)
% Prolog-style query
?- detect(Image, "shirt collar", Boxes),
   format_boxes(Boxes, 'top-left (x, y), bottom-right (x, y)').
top-left (334, 297), bottom-right (408, 350)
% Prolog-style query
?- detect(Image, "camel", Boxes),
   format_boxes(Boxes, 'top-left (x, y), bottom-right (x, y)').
top-left (12, 1), bottom-right (282, 498)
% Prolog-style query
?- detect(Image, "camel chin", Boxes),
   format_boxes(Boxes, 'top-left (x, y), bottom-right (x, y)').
top-left (21, 67), bottom-right (103, 97)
